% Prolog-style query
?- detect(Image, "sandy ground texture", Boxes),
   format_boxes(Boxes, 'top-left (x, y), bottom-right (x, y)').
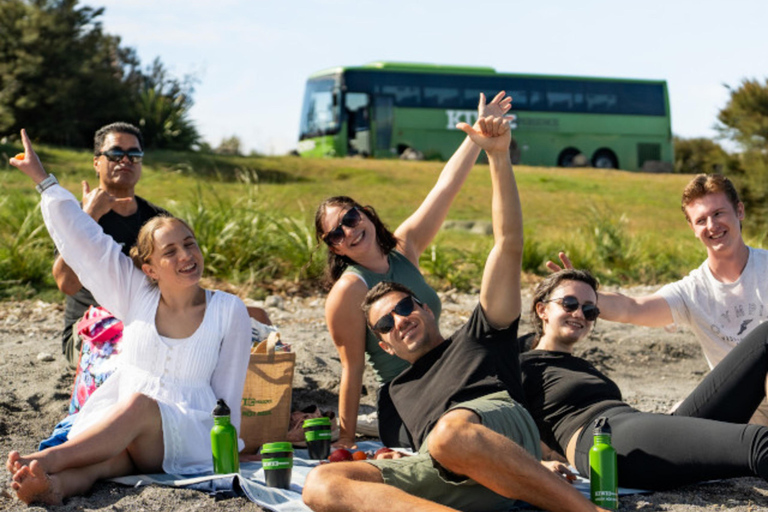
top-left (2, 286), bottom-right (768, 511)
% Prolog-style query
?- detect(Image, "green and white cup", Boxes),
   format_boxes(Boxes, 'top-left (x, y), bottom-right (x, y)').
top-left (303, 417), bottom-right (332, 459)
top-left (261, 442), bottom-right (293, 489)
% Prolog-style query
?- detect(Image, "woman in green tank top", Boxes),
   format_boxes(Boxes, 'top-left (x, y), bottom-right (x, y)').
top-left (314, 91), bottom-right (514, 449)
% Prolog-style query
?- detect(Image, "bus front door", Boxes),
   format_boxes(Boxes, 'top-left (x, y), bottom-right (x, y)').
top-left (345, 92), bottom-right (371, 156)
top-left (372, 95), bottom-right (394, 157)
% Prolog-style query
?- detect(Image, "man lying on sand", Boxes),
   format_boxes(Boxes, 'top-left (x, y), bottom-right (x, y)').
top-left (301, 106), bottom-right (608, 512)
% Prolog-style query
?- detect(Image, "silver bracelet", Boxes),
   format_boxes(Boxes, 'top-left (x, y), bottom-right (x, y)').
top-left (35, 174), bottom-right (58, 194)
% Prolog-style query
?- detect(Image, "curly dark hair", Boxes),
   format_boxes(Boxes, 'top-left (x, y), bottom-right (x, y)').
top-left (314, 196), bottom-right (398, 289)
top-left (529, 269), bottom-right (599, 349)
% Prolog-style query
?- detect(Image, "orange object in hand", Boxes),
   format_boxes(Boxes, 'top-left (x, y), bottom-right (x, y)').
top-left (14, 153), bottom-right (25, 160)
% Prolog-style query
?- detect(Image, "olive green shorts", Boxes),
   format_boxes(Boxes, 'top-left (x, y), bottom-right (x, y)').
top-left (366, 391), bottom-right (541, 512)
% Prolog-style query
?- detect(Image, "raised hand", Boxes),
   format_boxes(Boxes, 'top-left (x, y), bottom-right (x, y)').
top-left (81, 180), bottom-right (132, 221)
top-left (477, 90), bottom-right (513, 121)
top-left (8, 129), bottom-right (48, 184)
top-left (456, 113), bottom-right (512, 155)
top-left (545, 251), bottom-right (574, 273)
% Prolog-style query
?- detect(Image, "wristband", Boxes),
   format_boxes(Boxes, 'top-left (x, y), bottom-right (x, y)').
top-left (35, 174), bottom-right (58, 194)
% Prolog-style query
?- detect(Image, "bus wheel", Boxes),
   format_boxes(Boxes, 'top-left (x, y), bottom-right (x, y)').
top-left (592, 149), bottom-right (618, 169)
top-left (557, 148), bottom-right (581, 167)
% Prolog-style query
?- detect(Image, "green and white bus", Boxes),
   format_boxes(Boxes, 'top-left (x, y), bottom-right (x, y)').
top-left (297, 62), bottom-right (672, 171)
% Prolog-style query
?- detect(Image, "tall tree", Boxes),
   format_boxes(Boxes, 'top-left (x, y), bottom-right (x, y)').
top-left (136, 58), bottom-right (200, 150)
top-left (718, 78), bottom-right (768, 241)
top-left (0, 0), bottom-right (199, 150)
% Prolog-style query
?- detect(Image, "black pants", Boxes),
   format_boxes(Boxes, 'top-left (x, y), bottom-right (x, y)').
top-left (574, 321), bottom-right (768, 490)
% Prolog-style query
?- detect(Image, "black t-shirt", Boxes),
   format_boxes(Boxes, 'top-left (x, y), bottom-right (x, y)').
top-left (61, 196), bottom-right (169, 347)
top-left (389, 304), bottom-right (523, 450)
top-left (519, 350), bottom-right (627, 456)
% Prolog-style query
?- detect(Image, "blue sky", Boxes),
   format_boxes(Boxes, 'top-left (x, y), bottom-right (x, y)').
top-left (85, 0), bottom-right (767, 155)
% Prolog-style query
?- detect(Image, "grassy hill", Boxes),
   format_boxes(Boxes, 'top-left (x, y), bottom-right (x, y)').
top-left (0, 142), bottom-right (729, 301)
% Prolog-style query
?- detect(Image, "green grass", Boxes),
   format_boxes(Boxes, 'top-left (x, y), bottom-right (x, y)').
top-left (0, 141), bottom-right (733, 301)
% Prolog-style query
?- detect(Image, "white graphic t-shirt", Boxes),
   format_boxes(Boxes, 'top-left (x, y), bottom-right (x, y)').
top-left (657, 246), bottom-right (768, 369)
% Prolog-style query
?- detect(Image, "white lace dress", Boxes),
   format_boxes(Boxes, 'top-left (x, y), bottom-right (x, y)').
top-left (41, 185), bottom-right (252, 474)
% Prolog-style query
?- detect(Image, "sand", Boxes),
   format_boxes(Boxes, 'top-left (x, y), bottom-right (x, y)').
top-left (2, 286), bottom-right (767, 511)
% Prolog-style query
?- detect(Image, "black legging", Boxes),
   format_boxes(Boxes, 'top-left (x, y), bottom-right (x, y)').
top-left (574, 321), bottom-right (768, 490)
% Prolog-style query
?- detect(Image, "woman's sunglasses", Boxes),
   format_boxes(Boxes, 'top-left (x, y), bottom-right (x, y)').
top-left (543, 295), bottom-right (600, 321)
top-left (97, 148), bottom-right (144, 163)
top-left (371, 295), bottom-right (422, 335)
top-left (323, 207), bottom-right (363, 246)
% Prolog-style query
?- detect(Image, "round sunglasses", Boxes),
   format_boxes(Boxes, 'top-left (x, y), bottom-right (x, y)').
top-left (371, 295), bottom-right (423, 335)
top-left (542, 295), bottom-right (600, 321)
top-left (323, 206), bottom-right (363, 246)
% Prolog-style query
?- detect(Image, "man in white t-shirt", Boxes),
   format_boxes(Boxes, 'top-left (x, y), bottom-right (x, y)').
top-left (549, 173), bottom-right (768, 424)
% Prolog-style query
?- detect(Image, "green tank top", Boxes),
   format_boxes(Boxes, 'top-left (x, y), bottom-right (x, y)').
top-left (343, 250), bottom-right (442, 383)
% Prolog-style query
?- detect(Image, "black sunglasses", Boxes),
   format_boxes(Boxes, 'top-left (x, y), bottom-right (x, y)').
top-left (371, 295), bottom-right (422, 335)
top-left (543, 295), bottom-right (600, 322)
top-left (323, 207), bottom-right (363, 246)
top-left (97, 147), bottom-right (144, 163)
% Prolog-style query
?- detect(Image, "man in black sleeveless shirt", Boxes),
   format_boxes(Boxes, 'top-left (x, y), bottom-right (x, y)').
top-left (53, 122), bottom-right (169, 367)
top-left (303, 103), bottom-right (606, 512)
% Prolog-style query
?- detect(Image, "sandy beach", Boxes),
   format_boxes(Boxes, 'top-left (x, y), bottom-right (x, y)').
top-left (2, 286), bottom-right (767, 511)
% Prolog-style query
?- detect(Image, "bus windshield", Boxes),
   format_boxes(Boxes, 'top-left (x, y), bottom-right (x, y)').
top-left (299, 77), bottom-right (339, 140)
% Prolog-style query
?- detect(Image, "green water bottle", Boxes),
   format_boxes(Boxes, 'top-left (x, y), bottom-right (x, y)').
top-left (211, 399), bottom-right (240, 474)
top-left (589, 417), bottom-right (618, 510)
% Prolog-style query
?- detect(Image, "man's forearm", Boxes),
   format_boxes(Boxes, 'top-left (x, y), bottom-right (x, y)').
top-left (53, 255), bottom-right (83, 296)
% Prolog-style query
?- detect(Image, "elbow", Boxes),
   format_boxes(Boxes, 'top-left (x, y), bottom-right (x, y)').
top-left (57, 279), bottom-right (82, 296)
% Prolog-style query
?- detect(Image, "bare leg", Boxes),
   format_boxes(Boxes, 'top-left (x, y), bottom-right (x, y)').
top-left (303, 462), bottom-right (458, 512)
top-left (428, 409), bottom-right (606, 512)
top-left (6, 393), bottom-right (164, 504)
top-left (12, 449), bottom-right (135, 505)
top-left (8, 392), bottom-right (164, 475)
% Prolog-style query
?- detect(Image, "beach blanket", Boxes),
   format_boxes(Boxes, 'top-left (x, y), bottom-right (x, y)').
top-left (110, 441), bottom-right (646, 511)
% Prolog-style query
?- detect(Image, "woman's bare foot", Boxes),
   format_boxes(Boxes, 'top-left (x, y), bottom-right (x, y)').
top-left (6, 451), bottom-right (21, 473)
top-left (11, 460), bottom-right (63, 505)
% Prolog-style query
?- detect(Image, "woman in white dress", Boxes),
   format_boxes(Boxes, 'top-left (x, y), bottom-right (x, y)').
top-left (6, 129), bottom-right (252, 505)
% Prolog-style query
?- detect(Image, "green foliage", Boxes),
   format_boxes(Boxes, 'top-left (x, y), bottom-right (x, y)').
top-left (717, 78), bottom-right (768, 242)
top-left (0, 143), bottom-right (719, 297)
top-left (0, 195), bottom-right (54, 294)
top-left (673, 136), bottom-right (736, 174)
top-left (216, 136), bottom-right (243, 156)
top-left (0, 0), bottom-right (198, 150)
top-left (136, 58), bottom-right (200, 150)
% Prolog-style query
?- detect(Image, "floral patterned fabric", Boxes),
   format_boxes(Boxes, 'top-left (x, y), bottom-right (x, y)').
top-left (69, 306), bottom-right (123, 415)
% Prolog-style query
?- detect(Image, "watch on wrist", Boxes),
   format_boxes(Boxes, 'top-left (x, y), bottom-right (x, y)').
top-left (35, 174), bottom-right (58, 194)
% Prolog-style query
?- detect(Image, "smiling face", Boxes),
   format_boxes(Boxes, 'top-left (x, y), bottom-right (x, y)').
top-left (684, 192), bottom-right (745, 256)
top-left (93, 131), bottom-right (142, 194)
top-left (536, 280), bottom-right (598, 349)
top-left (141, 220), bottom-right (204, 288)
top-left (320, 204), bottom-right (377, 259)
top-left (367, 291), bottom-right (442, 363)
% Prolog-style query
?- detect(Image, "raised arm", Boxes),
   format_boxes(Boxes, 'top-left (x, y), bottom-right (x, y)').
top-left (395, 92), bottom-right (512, 264)
top-left (457, 116), bottom-right (522, 328)
top-left (10, 129), bottom-right (141, 319)
top-left (547, 251), bottom-right (674, 327)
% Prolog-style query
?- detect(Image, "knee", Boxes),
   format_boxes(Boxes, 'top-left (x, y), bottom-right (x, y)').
top-left (428, 409), bottom-right (480, 468)
top-left (118, 393), bottom-right (159, 420)
top-left (302, 463), bottom-right (351, 511)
